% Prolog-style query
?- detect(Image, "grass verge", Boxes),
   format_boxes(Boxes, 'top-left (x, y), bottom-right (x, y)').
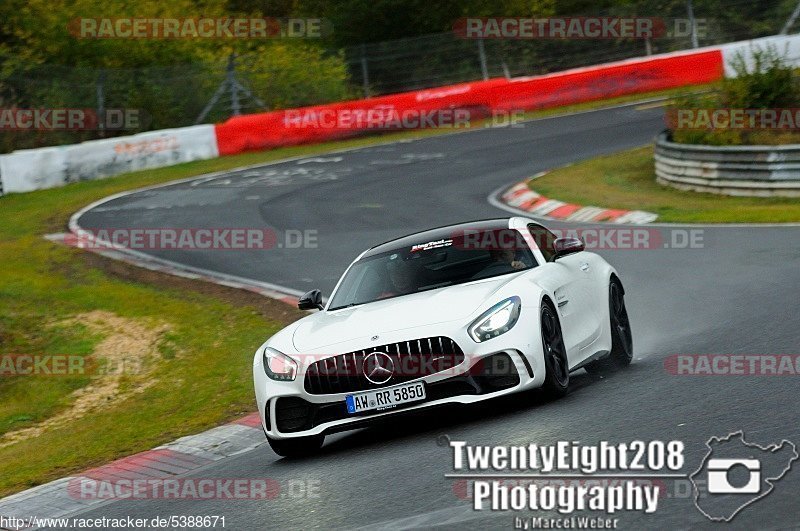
top-left (529, 145), bottom-right (800, 223)
top-left (0, 216), bottom-right (306, 496)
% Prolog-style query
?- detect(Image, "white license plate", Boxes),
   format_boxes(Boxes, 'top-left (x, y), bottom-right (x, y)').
top-left (345, 382), bottom-right (426, 414)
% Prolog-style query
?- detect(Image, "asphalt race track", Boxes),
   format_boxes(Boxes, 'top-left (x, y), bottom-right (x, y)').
top-left (71, 104), bottom-right (800, 529)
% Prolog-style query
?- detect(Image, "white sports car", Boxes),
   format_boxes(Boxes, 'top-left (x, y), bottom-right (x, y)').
top-left (253, 217), bottom-right (632, 456)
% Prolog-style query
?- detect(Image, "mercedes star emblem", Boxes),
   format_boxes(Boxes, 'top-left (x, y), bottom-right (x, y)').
top-left (363, 351), bottom-right (394, 385)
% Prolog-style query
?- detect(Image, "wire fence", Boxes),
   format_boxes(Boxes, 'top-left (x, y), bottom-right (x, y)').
top-left (1, 0), bottom-right (799, 153)
top-left (340, 0), bottom-right (800, 95)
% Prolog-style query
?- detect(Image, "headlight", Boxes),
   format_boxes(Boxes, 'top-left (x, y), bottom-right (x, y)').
top-left (468, 296), bottom-right (521, 342)
top-left (262, 347), bottom-right (298, 381)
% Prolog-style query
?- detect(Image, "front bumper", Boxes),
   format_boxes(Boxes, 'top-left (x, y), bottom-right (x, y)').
top-left (271, 351), bottom-right (524, 435)
top-left (254, 310), bottom-right (546, 440)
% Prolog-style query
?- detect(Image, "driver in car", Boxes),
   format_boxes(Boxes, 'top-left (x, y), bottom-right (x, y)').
top-left (379, 255), bottom-right (418, 298)
top-left (474, 248), bottom-right (527, 279)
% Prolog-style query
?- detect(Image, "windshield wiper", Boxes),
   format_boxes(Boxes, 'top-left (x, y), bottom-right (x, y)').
top-left (330, 302), bottom-right (364, 311)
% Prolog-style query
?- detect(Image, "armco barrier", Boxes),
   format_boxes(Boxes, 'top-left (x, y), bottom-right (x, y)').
top-left (720, 34), bottom-right (800, 77)
top-left (63, 126), bottom-right (219, 184)
top-left (214, 50), bottom-right (725, 156)
top-left (0, 125), bottom-right (218, 195)
top-left (486, 50), bottom-right (722, 112)
top-left (4, 34), bottom-right (800, 195)
top-left (0, 146), bottom-right (67, 194)
top-left (654, 131), bottom-right (800, 197)
top-left (213, 78), bottom-right (509, 155)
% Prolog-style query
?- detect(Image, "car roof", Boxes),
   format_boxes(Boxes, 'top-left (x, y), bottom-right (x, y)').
top-left (361, 218), bottom-right (515, 258)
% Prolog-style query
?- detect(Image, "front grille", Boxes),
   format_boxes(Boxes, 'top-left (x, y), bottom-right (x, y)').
top-left (304, 336), bottom-right (464, 395)
top-left (280, 353), bottom-right (520, 433)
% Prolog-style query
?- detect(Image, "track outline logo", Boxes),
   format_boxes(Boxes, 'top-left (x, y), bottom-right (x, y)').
top-left (690, 431), bottom-right (798, 522)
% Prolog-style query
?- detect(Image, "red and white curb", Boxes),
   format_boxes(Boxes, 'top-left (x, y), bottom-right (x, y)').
top-left (498, 173), bottom-right (658, 224)
top-left (0, 414), bottom-right (265, 529)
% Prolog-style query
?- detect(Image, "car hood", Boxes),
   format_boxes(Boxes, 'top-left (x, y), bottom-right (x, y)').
top-left (292, 274), bottom-right (521, 352)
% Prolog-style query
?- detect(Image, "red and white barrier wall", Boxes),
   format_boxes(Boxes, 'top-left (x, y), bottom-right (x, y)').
top-left (213, 49), bottom-right (723, 155)
top-left (1, 34), bottom-right (798, 195)
top-left (0, 126), bottom-right (218, 194)
top-left (719, 34), bottom-right (800, 77)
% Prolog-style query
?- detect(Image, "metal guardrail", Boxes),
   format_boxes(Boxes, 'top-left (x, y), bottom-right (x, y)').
top-left (654, 131), bottom-right (800, 196)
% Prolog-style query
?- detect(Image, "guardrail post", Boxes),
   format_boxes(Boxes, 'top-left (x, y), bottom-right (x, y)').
top-left (228, 54), bottom-right (241, 116)
top-left (477, 38), bottom-right (489, 80)
top-left (96, 69), bottom-right (106, 137)
top-left (360, 44), bottom-right (370, 98)
top-left (686, 0), bottom-right (699, 48)
top-left (196, 53), bottom-right (265, 124)
top-left (781, 0), bottom-right (800, 34)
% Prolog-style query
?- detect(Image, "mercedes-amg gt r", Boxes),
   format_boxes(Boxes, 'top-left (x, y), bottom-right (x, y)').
top-left (253, 217), bottom-right (633, 456)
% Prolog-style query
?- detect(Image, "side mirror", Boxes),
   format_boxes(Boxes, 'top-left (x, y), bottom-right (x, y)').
top-left (298, 289), bottom-right (324, 310)
top-left (553, 237), bottom-right (585, 260)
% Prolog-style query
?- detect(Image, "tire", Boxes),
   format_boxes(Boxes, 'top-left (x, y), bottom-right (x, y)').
top-left (267, 434), bottom-right (324, 457)
top-left (540, 301), bottom-right (570, 398)
top-left (585, 278), bottom-right (633, 374)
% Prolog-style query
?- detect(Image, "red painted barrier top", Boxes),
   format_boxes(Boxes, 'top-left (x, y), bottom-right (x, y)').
top-left (214, 49), bottom-right (723, 156)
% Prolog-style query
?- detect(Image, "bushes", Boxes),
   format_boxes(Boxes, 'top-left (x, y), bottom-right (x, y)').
top-left (723, 47), bottom-right (799, 109)
top-left (239, 44), bottom-right (354, 111)
top-left (0, 45), bottom-right (353, 153)
top-left (670, 46), bottom-right (800, 145)
top-left (0, 0), bottom-right (354, 153)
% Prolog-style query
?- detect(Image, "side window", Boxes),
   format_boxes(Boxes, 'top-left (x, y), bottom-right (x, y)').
top-left (527, 223), bottom-right (557, 262)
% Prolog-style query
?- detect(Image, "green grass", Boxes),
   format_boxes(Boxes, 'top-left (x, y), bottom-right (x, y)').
top-left (0, 217), bottom-right (292, 495)
top-left (530, 145), bottom-right (800, 223)
top-left (0, 84), bottom-right (717, 496)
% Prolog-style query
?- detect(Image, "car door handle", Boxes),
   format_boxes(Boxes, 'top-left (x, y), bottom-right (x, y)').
top-left (580, 262), bottom-right (590, 272)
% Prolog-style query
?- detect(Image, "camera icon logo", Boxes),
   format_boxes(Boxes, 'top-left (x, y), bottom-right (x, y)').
top-left (707, 458), bottom-right (760, 494)
top-left (691, 431), bottom-right (798, 521)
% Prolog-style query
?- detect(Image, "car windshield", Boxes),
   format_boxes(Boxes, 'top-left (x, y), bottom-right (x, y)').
top-left (328, 228), bottom-right (536, 310)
